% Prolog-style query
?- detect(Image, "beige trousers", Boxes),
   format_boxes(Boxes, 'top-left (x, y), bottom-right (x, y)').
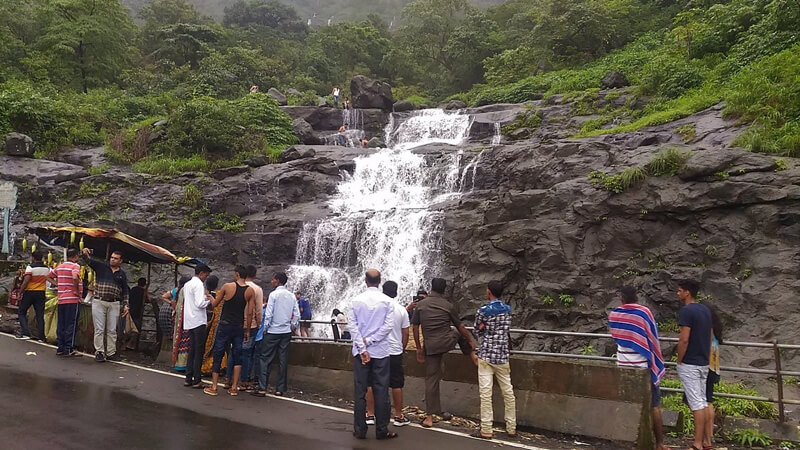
top-left (478, 358), bottom-right (517, 435)
top-left (92, 300), bottom-right (120, 356)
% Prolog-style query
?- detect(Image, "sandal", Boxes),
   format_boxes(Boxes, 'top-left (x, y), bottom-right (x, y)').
top-left (420, 420), bottom-right (433, 428)
top-left (191, 382), bottom-right (204, 389)
top-left (250, 390), bottom-right (267, 397)
top-left (506, 431), bottom-right (518, 438)
top-left (470, 431), bottom-right (493, 440)
top-left (377, 432), bottom-right (399, 440)
top-left (274, 391), bottom-right (283, 396)
top-left (203, 387), bottom-right (218, 396)
top-left (183, 381), bottom-right (193, 387)
top-left (228, 388), bottom-right (238, 396)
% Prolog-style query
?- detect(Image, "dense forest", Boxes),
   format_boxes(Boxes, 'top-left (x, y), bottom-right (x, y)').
top-left (0, 0), bottom-right (798, 175)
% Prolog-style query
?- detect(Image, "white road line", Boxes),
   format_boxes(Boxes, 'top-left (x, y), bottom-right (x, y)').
top-left (0, 332), bottom-right (547, 450)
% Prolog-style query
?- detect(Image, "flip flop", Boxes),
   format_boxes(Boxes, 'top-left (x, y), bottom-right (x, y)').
top-left (183, 381), bottom-right (193, 387)
top-left (470, 431), bottom-right (493, 439)
top-left (377, 432), bottom-right (399, 440)
top-left (274, 391), bottom-right (283, 396)
top-left (420, 420), bottom-right (432, 428)
top-left (191, 382), bottom-right (204, 389)
top-left (228, 388), bottom-right (238, 396)
top-left (203, 387), bottom-right (218, 396)
top-left (250, 390), bottom-right (267, 397)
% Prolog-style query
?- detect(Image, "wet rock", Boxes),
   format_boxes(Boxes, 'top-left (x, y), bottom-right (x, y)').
top-left (0, 155), bottom-right (86, 185)
top-left (245, 155), bottom-right (269, 167)
top-left (350, 75), bottom-right (393, 111)
top-left (601, 71), bottom-right (629, 89)
top-left (268, 88), bottom-right (287, 106)
top-left (393, 100), bottom-right (415, 112)
top-left (280, 146), bottom-right (316, 162)
top-left (54, 147), bottom-right (108, 168)
top-left (292, 118), bottom-right (321, 145)
top-left (442, 100), bottom-right (466, 111)
top-left (210, 165), bottom-right (249, 180)
top-left (5, 133), bottom-right (35, 157)
top-left (366, 137), bottom-right (384, 148)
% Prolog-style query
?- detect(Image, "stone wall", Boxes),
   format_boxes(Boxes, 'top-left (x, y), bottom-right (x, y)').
top-left (286, 341), bottom-right (653, 448)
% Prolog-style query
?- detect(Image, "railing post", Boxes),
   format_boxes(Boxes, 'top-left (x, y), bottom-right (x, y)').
top-left (773, 339), bottom-right (785, 423)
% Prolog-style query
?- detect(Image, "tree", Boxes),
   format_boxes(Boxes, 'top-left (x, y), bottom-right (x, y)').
top-left (36, 0), bottom-right (137, 92)
top-left (138, 0), bottom-right (203, 56)
top-left (152, 23), bottom-right (221, 69)
top-left (223, 0), bottom-right (307, 39)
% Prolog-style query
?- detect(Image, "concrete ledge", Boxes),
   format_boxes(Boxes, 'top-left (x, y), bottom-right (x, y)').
top-left (285, 342), bottom-right (653, 448)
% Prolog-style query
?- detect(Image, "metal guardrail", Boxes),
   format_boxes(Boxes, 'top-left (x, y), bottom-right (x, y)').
top-left (294, 320), bottom-right (798, 420)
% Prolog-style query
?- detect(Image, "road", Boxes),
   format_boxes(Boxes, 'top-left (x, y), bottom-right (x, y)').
top-left (0, 333), bottom-right (544, 450)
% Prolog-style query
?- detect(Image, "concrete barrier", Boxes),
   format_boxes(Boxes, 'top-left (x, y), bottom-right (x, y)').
top-left (285, 341), bottom-right (653, 448)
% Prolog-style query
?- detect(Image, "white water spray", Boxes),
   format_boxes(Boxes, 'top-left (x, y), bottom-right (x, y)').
top-left (287, 109), bottom-right (472, 332)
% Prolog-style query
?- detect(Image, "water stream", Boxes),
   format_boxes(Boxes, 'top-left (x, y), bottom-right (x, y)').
top-left (287, 109), bottom-right (472, 331)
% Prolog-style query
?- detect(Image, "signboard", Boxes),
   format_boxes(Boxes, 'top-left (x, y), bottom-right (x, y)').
top-left (0, 182), bottom-right (17, 210)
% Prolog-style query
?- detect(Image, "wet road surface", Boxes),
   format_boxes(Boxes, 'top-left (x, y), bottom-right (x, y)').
top-left (0, 334), bottom-right (541, 450)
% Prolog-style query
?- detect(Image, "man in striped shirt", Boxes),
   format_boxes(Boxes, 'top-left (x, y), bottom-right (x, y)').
top-left (608, 286), bottom-right (668, 450)
top-left (16, 251), bottom-right (55, 341)
top-left (55, 248), bottom-right (82, 356)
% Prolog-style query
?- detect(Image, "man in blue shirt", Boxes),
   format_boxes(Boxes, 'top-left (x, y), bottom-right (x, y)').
top-left (252, 272), bottom-right (299, 397)
top-left (296, 292), bottom-right (312, 338)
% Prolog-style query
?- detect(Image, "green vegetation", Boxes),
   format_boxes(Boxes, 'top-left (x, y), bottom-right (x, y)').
top-left (1, 0), bottom-right (798, 166)
top-left (77, 182), bottom-right (110, 198)
top-left (541, 295), bottom-right (555, 306)
top-left (588, 168), bottom-right (646, 194)
top-left (644, 147), bottom-right (692, 177)
top-left (675, 124), bottom-right (696, 142)
top-left (579, 345), bottom-right (596, 356)
top-left (501, 110), bottom-right (543, 140)
top-left (775, 158), bottom-right (789, 171)
top-left (657, 319), bottom-right (680, 334)
top-left (88, 163), bottom-right (110, 176)
top-left (183, 184), bottom-right (203, 208)
top-left (729, 429), bottom-right (772, 447)
top-left (559, 294), bottom-right (575, 307)
top-left (32, 205), bottom-right (82, 223)
top-left (662, 378), bottom-right (776, 435)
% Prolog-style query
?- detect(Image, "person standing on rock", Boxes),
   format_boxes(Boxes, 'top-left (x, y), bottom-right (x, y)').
top-left (204, 265), bottom-right (255, 396)
top-left (675, 280), bottom-right (713, 450)
top-left (83, 248), bottom-right (129, 362)
top-left (16, 251), bottom-right (55, 341)
top-left (182, 264), bottom-right (213, 388)
top-left (332, 85), bottom-right (341, 108)
top-left (412, 278), bottom-right (477, 428)
top-left (608, 285), bottom-right (667, 450)
top-left (472, 280), bottom-right (516, 440)
top-left (252, 272), bottom-right (299, 397)
top-left (349, 269), bottom-right (398, 440)
top-left (54, 248), bottom-right (83, 356)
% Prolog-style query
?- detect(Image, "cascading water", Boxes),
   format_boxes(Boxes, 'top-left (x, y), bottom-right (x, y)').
top-left (287, 109), bottom-right (472, 334)
top-left (492, 122), bottom-right (502, 145)
top-left (323, 108), bottom-right (366, 147)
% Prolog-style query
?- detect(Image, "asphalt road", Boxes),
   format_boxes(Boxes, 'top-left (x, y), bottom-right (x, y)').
top-left (0, 334), bottom-right (543, 450)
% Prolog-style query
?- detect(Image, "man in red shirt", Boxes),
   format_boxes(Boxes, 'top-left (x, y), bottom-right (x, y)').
top-left (55, 248), bottom-right (82, 357)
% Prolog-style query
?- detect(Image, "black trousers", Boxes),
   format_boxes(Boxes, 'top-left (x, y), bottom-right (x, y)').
top-left (185, 325), bottom-right (207, 384)
top-left (19, 291), bottom-right (46, 340)
top-left (353, 355), bottom-right (390, 438)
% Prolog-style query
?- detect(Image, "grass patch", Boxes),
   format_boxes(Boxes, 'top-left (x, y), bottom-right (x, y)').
top-left (675, 124), bottom-right (697, 142)
top-left (501, 110), bottom-right (544, 140)
top-left (183, 184), bottom-right (202, 208)
top-left (31, 205), bottom-right (81, 223)
top-left (77, 182), bottom-right (110, 197)
top-left (88, 163), bottom-right (110, 175)
top-left (645, 147), bottom-right (693, 176)
top-left (588, 167), bottom-right (647, 194)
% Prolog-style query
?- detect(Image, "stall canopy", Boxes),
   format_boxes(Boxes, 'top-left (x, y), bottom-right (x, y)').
top-left (33, 226), bottom-right (199, 266)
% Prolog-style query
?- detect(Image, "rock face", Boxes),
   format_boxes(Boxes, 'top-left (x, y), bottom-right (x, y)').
top-left (5, 133), bottom-right (35, 157)
top-left (443, 100), bottom-right (467, 111)
top-left (602, 71), bottom-right (629, 89)
top-left (393, 100), bottom-right (415, 112)
top-left (268, 88), bottom-right (287, 106)
top-left (292, 118), bottom-right (320, 145)
top-left (350, 75), bottom-right (393, 111)
top-left (0, 155), bottom-right (87, 184)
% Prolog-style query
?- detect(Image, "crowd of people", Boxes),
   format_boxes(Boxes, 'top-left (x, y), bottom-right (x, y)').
top-left (12, 247), bottom-right (721, 446)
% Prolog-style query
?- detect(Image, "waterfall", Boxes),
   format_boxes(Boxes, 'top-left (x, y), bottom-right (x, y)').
top-left (492, 122), bottom-right (502, 145)
top-left (323, 108), bottom-right (366, 147)
top-left (287, 109), bottom-right (471, 334)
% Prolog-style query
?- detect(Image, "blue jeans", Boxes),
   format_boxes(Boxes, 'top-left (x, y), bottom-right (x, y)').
top-left (212, 323), bottom-right (243, 374)
top-left (257, 332), bottom-right (292, 392)
top-left (19, 291), bottom-right (45, 340)
top-left (240, 327), bottom-right (259, 382)
top-left (56, 303), bottom-right (79, 353)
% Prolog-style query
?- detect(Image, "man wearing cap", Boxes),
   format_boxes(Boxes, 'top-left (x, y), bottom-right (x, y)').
top-left (183, 264), bottom-right (214, 388)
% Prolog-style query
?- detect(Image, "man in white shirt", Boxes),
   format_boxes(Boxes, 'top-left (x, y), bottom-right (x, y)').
top-left (349, 269), bottom-right (398, 440)
top-left (183, 264), bottom-right (213, 388)
top-left (252, 272), bottom-right (299, 397)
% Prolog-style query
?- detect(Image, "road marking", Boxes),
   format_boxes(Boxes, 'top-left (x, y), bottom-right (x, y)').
top-left (0, 332), bottom-right (547, 449)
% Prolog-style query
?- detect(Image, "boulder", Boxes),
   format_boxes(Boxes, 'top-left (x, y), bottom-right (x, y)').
top-left (442, 100), bottom-right (467, 111)
top-left (268, 88), bottom-right (287, 106)
top-left (292, 118), bottom-right (321, 145)
top-left (317, 96), bottom-right (330, 107)
top-left (350, 75), bottom-right (393, 111)
top-left (601, 71), bottom-right (629, 89)
top-left (5, 133), bottom-right (35, 157)
top-left (0, 155), bottom-right (86, 185)
top-left (280, 145), bottom-right (317, 163)
top-left (393, 100), bottom-right (415, 112)
top-left (366, 137), bottom-right (384, 148)
top-left (286, 88), bottom-right (303, 97)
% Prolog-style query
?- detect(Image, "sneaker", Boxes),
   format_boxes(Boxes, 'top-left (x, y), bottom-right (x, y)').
top-left (14, 333), bottom-right (30, 340)
top-left (95, 352), bottom-right (106, 363)
top-left (365, 415), bottom-right (376, 426)
top-left (56, 351), bottom-right (65, 356)
top-left (105, 354), bottom-right (121, 362)
top-left (392, 416), bottom-right (410, 427)
top-left (29, 337), bottom-right (41, 342)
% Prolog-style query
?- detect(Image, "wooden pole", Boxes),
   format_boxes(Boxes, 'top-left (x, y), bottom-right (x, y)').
top-left (773, 340), bottom-right (786, 422)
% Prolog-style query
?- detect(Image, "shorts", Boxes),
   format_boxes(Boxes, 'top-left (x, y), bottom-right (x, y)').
top-left (652, 384), bottom-right (662, 408)
top-left (707, 370), bottom-right (720, 403)
top-left (677, 363), bottom-right (709, 411)
top-left (299, 320), bottom-right (311, 329)
top-left (368, 354), bottom-right (405, 389)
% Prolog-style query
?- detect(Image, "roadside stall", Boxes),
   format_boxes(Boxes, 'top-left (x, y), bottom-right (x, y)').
top-left (30, 226), bottom-right (199, 358)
